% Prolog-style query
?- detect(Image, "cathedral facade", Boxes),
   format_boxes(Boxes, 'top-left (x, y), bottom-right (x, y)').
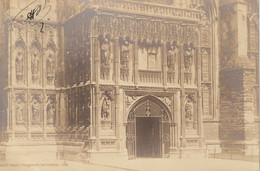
top-left (0, 0), bottom-right (259, 160)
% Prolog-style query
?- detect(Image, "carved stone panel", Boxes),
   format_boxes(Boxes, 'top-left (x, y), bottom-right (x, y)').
top-left (100, 90), bottom-right (113, 129)
top-left (31, 44), bottom-right (41, 85)
top-left (167, 41), bottom-right (177, 72)
top-left (14, 48), bottom-right (25, 85)
top-left (100, 36), bottom-right (113, 80)
top-left (46, 50), bottom-right (55, 86)
top-left (31, 94), bottom-right (42, 125)
top-left (185, 93), bottom-right (197, 132)
top-left (15, 94), bottom-right (27, 125)
top-left (183, 43), bottom-right (195, 84)
top-left (167, 41), bottom-right (178, 84)
top-left (202, 85), bottom-right (211, 117)
top-left (120, 39), bottom-right (132, 82)
top-left (46, 94), bottom-right (56, 125)
top-left (12, 23), bottom-right (27, 85)
top-left (202, 49), bottom-right (209, 82)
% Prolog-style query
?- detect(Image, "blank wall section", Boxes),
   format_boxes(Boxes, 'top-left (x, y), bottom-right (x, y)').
top-left (203, 122), bottom-right (219, 140)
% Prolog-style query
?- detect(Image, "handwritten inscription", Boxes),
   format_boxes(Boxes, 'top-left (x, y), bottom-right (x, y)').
top-left (13, 0), bottom-right (52, 33)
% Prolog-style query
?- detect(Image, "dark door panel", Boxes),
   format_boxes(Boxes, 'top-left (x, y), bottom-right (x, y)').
top-left (136, 117), bottom-right (160, 158)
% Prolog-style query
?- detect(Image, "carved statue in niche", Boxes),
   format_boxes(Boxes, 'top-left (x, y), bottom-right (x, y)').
top-left (31, 49), bottom-right (40, 83)
top-left (16, 96), bottom-right (25, 123)
top-left (167, 41), bottom-right (177, 71)
top-left (120, 40), bottom-right (130, 68)
top-left (145, 101), bottom-right (151, 117)
top-left (183, 43), bottom-right (194, 84)
top-left (46, 96), bottom-right (55, 124)
top-left (101, 38), bottom-right (111, 67)
top-left (185, 94), bottom-right (194, 121)
top-left (185, 100), bottom-right (193, 120)
top-left (32, 99), bottom-right (40, 123)
top-left (101, 96), bottom-right (111, 120)
top-left (183, 43), bottom-right (194, 71)
top-left (15, 50), bottom-right (24, 83)
top-left (46, 52), bottom-right (55, 85)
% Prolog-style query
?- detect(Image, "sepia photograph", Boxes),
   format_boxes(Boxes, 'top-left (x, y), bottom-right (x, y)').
top-left (0, 0), bottom-right (259, 170)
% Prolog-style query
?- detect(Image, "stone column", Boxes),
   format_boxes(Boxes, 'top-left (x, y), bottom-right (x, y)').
top-left (134, 41), bottom-right (139, 86)
top-left (43, 91), bottom-right (47, 139)
top-left (175, 91), bottom-right (181, 148)
top-left (162, 43), bottom-right (167, 87)
top-left (55, 93), bottom-right (59, 128)
top-left (169, 123), bottom-right (174, 149)
top-left (11, 90), bottom-right (15, 140)
top-left (180, 44), bottom-right (186, 148)
top-left (91, 15), bottom-right (100, 150)
top-left (196, 27), bottom-right (204, 147)
top-left (93, 33), bottom-right (100, 149)
top-left (27, 90), bottom-right (31, 140)
top-left (122, 123), bottom-right (128, 154)
top-left (114, 38), bottom-right (120, 149)
top-left (180, 90), bottom-right (186, 148)
top-left (7, 92), bottom-right (11, 132)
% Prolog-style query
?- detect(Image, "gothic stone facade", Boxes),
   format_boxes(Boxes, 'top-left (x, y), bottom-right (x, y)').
top-left (0, 0), bottom-right (258, 160)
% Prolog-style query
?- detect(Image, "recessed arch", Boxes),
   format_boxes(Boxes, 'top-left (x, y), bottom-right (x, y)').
top-left (126, 95), bottom-right (172, 123)
top-left (126, 95), bottom-right (172, 158)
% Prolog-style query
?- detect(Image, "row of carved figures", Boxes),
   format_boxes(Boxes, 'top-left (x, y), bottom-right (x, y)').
top-left (100, 38), bottom-right (195, 82)
top-left (15, 49), bottom-right (55, 85)
top-left (15, 94), bottom-right (55, 124)
top-left (101, 38), bottom-right (195, 70)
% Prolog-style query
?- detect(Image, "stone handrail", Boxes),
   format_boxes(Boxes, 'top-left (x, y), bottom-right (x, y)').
top-left (87, 0), bottom-right (201, 21)
top-left (139, 70), bottom-right (162, 84)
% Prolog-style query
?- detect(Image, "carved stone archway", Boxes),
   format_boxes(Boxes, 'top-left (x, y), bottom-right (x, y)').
top-left (126, 96), bottom-right (172, 159)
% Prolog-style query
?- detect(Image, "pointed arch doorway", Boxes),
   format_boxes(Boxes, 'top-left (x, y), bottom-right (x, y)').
top-left (126, 97), bottom-right (171, 159)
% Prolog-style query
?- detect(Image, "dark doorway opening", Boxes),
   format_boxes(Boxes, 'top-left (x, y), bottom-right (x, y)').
top-left (136, 117), bottom-right (161, 158)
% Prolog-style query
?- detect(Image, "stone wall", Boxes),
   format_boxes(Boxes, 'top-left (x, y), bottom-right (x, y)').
top-left (220, 69), bottom-right (245, 141)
